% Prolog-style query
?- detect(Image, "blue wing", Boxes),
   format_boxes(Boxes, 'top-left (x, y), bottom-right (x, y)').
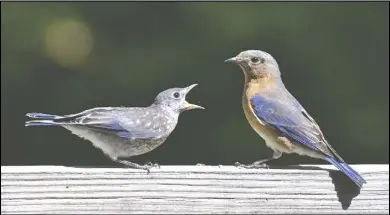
top-left (25, 107), bottom-right (160, 139)
top-left (249, 93), bottom-right (328, 155)
top-left (250, 93), bottom-right (366, 187)
top-left (78, 116), bottom-right (131, 139)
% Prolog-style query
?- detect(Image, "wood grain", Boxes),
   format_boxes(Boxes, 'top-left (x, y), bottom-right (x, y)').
top-left (1, 165), bottom-right (388, 214)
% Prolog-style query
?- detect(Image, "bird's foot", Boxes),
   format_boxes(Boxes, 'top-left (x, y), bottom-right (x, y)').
top-left (145, 161), bottom-right (160, 169)
top-left (116, 159), bottom-right (151, 174)
top-left (234, 161), bottom-right (269, 169)
top-left (140, 165), bottom-right (151, 174)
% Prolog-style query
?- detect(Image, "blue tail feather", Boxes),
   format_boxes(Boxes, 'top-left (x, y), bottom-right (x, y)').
top-left (25, 120), bottom-right (58, 127)
top-left (326, 157), bottom-right (366, 188)
top-left (26, 112), bottom-right (61, 120)
top-left (25, 112), bottom-right (65, 127)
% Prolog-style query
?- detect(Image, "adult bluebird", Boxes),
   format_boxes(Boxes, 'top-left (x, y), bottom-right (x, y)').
top-left (25, 84), bottom-right (204, 173)
top-left (224, 50), bottom-right (366, 187)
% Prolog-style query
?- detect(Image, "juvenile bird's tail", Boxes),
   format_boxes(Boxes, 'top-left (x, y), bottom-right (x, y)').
top-left (326, 157), bottom-right (367, 188)
top-left (25, 112), bottom-right (64, 127)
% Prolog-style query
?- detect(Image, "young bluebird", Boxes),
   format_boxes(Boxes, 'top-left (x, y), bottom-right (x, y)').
top-left (25, 84), bottom-right (204, 173)
top-left (224, 50), bottom-right (366, 188)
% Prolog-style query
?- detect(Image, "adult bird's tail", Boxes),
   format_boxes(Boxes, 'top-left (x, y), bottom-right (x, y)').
top-left (25, 112), bottom-right (64, 127)
top-left (326, 157), bottom-right (367, 188)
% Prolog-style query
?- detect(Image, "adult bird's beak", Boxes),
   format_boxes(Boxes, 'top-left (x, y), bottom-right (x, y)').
top-left (181, 84), bottom-right (205, 110)
top-left (224, 57), bottom-right (238, 64)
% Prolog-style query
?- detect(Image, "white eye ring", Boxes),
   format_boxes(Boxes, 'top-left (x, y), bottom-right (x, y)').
top-left (251, 57), bottom-right (260, 63)
top-left (251, 57), bottom-right (264, 64)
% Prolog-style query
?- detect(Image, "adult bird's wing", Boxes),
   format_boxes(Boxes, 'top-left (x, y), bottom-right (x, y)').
top-left (249, 92), bottom-right (338, 159)
top-left (249, 91), bottom-right (367, 187)
top-left (50, 107), bottom-right (164, 140)
top-left (287, 92), bottom-right (346, 162)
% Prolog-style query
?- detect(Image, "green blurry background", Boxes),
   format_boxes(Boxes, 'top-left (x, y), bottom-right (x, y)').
top-left (1, 2), bottom-right (388, 167)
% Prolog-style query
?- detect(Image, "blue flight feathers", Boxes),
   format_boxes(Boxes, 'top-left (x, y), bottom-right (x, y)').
top-left (249, 94), bottom-right (366, 187)
top-left (249, 94), bottom-right (319, 151)
top-left (88, 119), bottom-right (131, 138)
top-left (25, 112), bottom-right (131, 139)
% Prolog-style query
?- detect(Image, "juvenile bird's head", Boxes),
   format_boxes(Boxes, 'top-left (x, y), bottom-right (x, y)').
top-left (224, 50), bottom-right (281, 80)
top-left (153, 84), bottom-right (204, 113)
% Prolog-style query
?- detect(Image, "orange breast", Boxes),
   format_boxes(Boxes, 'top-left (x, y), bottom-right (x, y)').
top-left (241, 78), bottom-right (293, 153)
top-left (242, 94), bottom-right (277, 139)
top-left (242, 77), bottom-right (276, 137)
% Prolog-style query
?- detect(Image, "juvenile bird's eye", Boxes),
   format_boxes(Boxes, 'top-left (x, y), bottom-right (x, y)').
top-left (173, 92), bottom-right (180, 99)
top-left (251, 57), bottom-right (260, 63)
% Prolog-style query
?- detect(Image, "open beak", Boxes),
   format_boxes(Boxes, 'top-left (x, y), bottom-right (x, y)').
top-left (182, 84), bottom-right (205, 110)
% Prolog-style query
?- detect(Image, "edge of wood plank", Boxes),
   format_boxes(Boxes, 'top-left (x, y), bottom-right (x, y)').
top-left (1, 164), bottom-right (389, 173)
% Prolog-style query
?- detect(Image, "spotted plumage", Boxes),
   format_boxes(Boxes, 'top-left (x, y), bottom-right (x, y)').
top-left (25, 84), bottom-right (204, 173)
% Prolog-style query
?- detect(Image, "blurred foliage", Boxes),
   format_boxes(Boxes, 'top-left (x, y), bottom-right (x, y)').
top-left (1, 2), bottom-right (388, 166)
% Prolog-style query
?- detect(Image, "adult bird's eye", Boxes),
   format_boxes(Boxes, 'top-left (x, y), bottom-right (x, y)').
top-left (173, 92), bottom-right (180, 99)
top-left (251, 57), bottom-right (260, 63)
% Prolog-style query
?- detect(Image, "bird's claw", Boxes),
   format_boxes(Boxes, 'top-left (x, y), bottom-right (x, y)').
top-left (131, 164), bottom-right (151, 174)
top-left (145, 161), bottom-right (160, 169)
top-left (116, 159), bottom-right (151, 174)
top-left (234, 161), bottom-right (269, 169)
top-left (234, 161), bottom-right (247, 168)
top-left (144, 167), bottom-right (151, 174)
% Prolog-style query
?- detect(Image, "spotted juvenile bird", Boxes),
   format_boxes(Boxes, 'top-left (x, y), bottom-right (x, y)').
top-left (25, 84), bottom-right (204, 173)
top-left (224, 50), bottom-right (366, 187)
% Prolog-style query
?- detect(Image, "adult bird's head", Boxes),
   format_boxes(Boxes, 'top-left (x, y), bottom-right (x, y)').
top-left (224, 50), bottom-right (281, 80)
top-left (154, 84), bottom-right (204, 113)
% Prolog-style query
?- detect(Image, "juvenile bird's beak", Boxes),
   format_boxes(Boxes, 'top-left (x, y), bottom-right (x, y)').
top-left (224, 57), bottom-right (238, 64)
top-left (181, 84), bottom-right (205, 110)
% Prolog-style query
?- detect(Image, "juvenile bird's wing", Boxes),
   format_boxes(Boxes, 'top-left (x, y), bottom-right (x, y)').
top-left (249, 91), bottom-right (338, 159)
top-left (51, 107), bottom-right (168, 140)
